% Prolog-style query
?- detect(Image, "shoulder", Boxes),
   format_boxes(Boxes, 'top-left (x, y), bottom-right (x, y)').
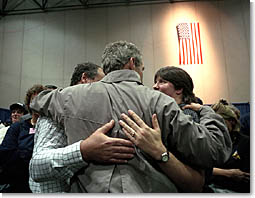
top-left (180, 104), bottom-right (200, 123)
top-left (7, 121), bottom-right (22, 132)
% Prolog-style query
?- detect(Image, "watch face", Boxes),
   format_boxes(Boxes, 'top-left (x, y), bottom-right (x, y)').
top-left (162, 154), bottom-right (169, 162)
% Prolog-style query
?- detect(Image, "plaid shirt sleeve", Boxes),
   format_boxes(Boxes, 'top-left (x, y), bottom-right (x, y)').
top-left (29, 117), bottom-right (87, 183)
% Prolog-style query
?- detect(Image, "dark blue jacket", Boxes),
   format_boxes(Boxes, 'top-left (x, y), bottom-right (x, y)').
top-left (0, 117), bottom-right (34, 193)
top-left (210, 132), bottom-right (250, 193)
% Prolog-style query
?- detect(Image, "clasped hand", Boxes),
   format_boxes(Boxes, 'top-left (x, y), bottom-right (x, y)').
top-left (119, 110), bottom-right (166, 161)
top-left (80, 120), bottom-right (135, 164)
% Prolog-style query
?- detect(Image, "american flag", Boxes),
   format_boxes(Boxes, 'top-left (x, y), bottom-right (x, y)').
top-left (176, 23), bottom-right (203, 65)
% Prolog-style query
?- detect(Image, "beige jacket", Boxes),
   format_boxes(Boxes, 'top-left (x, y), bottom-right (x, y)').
top-left (30, 70), bottom-right (232, 193)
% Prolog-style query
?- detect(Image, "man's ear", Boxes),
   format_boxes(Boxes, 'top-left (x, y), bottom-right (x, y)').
top-left (123, 57), bottom-right (135, 70)
top-left (81, 73), bottom-right (89, 83)
top-left (129, 57), bottom-right (136, 70)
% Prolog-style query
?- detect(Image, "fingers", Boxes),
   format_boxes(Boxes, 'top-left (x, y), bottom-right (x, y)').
top-left (122, 127), bottom-right (137, 144)
top-left (107, 159), bottom-right (129, 164)
top-left (243, 172), bottom-right (250, 181)
top-left (152, 114), bottom-right (160, 130)
top-left (127, 110), bottom-right (147, 128)
top-left (99, 154), bottom-right (134, 164)
top-left (181, 105), bottom-right (190, 110)
top-left (100, 142), bottom-right (136, 164)
top-left (97, 120), bottom-right (115, 134)
top-left (104, 146), bottom-right (136, 164)
top-left (110, 147), bottom-right (135, 157)
top-left (109, 135), bottom-right (135, 147)
top-left (182, 103), bottom-right (201, 111)
top-left (119, 120), bottom-right (137, 143)
top-left (121, 113), bottom-right (140, 131)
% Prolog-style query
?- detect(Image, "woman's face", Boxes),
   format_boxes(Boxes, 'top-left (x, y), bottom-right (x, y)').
top-left (153, 76), bottom-right (178, 99)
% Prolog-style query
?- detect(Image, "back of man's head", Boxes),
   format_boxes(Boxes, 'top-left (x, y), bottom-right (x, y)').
top-left (70, 62), bottom-right (102, 86)
top-left (102, 40), bottom-right (143, 74)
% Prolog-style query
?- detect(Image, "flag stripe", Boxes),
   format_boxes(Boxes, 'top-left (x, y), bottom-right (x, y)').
top-left (189, 38), bottom-right (192, 64)
top-left (190, 23), bottom-right (196, 63)
top-left (178, 39), bottom-right (181, 65)
top-left (182, 39), bottom-right (185, 64)
top-left (193, 23), bottom-right (199, 63)
top-left (177, 22), bottom-right (203, 65)
top-left (197, 23), bottom-right (203, 64)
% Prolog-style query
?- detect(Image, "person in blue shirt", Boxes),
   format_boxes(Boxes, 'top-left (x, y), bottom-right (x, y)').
top-left (0, 84), bottom-right (46, 192)
top-left (209, 99), bottom-right (250, 193)
top-left (0, 102), bottom-right (28, 144)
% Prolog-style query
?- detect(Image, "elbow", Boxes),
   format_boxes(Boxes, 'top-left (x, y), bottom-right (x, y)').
top-left (193, 176), bottom-right (205, 193)
top-left (192, 171), bottom-right (205, 193)
top-left (212, 142), bottom-right (232, 167)
top-left (184, 180), bottom-right (204, 193)
top-left (182, 171), bottom-right (205, 193)
top-left (29, 159), bottom-right (45, 182)
top-left (29, 161), bottom-right (39, 182)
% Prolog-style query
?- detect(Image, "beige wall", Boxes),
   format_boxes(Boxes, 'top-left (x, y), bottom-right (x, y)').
top-left (0, 0), bottom-right (250, 108)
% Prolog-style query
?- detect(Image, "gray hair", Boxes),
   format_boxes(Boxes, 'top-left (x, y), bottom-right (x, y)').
top-left (102, 41), bottom-right (143, 74)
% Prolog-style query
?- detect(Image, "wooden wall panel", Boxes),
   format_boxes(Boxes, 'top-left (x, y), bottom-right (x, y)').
top-left (130, 5), bottom-right (154, 88)
top-left (63, 10), bottom-right (86, 87)
top-left (85, 8), bottom-right (107, 67)
top-left (0, 0), bottom-right (250, 108)
top-left (0, 16), bottom-right (25, 106)
top-left (106, 6), bottom-right (131, 43)
top-left (20, 14), bottom-right (44, 100)
top-left (41, 12), bottom-right (65, 88)
top-left (193, 1), bottom-right (230, 104)
top-left (219, 0), bottom-right (250, 103)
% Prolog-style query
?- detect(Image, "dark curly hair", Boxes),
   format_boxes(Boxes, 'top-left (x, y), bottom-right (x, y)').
top-left (24, 84), bottom-right (46, 113)
top-left (70, 62), bottom-right (102, 86)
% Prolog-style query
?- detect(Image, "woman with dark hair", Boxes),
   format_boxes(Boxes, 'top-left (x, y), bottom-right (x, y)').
top-left (153, 66), bottom-right (200, 122)
top-left (0, 84), bottom-right (46, 192)
top-left (119, 66), bottom-right (214, 192)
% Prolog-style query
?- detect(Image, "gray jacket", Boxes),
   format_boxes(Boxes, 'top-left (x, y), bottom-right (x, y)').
top-left (30, 70), bottom-right (232, 193)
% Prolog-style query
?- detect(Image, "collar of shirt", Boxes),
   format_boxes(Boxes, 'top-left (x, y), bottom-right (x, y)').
top-left (101, 69), bottom-right (143, 85)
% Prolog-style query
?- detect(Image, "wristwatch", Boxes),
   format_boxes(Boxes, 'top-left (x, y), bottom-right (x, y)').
top-left (158, 151), bottom-right (170, 163)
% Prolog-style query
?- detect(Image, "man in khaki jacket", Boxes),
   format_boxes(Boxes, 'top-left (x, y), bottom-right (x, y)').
top-left (30, 41), bottom-right (232, 193)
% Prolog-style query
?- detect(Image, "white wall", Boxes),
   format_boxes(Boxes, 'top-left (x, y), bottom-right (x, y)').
top-left (0, 0), bottom-right (250, 108)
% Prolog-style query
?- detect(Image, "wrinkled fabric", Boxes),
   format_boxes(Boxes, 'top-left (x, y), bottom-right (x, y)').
top-left (30, 70), bottom-right (232, 193)
top-left (29, 117), bottom-right (84, 193)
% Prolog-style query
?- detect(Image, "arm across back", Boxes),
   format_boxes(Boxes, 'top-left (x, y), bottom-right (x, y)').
top-left (29, 117), bottom-right (86, 183)
top-left (30, 85), bottom-right (232, 170)
top-left (155, 98), bottom-right (232, 169)
top-left (30, 88), bottom-right (66, 125)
